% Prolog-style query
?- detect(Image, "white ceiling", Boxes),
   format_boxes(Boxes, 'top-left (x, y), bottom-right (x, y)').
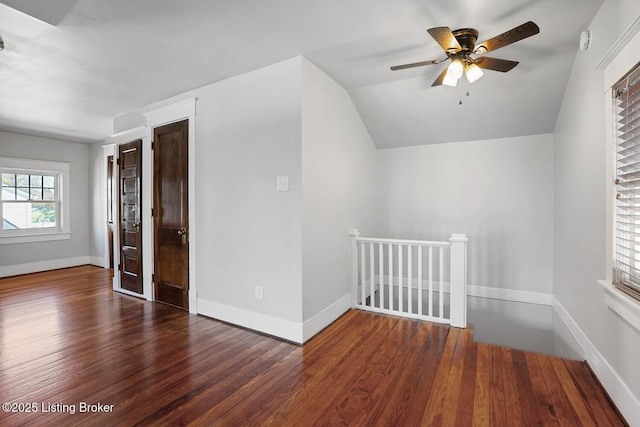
top-left (0, 0), bottom-right (603, 147)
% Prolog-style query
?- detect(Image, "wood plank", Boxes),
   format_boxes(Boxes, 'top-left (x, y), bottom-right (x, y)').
top-left (420, 327), bottom-right (463, 425)
top-left (500, 347), bottom-right (526, 426)
top-left (374, 321), bottom-right (450, 425)
top-left (562, 359), bottom-right (630, 427)
top-left (550, 356), bottom-right (599, 426)
top-left (0, 266), bottom-right (628, 426)
top-left (358, 321), bottom-right (437, 425)
top-left (536, 353), bottom-right (582, 427)
top-left (454, 327), bottom-right (479, 426)
top-left (512, 349), bottom-right (543, 424)
top-left (525, 350), bottom-right (561, 426)
top-left (488, 345), bottom-right (508, 427)
top-left (259, 313), bottom-right (395, 426)
top-left (470, 343), bottom-right (489, 426)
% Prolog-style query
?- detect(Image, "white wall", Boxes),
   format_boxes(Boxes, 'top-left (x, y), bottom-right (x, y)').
top-left (195, 58), bottom-right (304, 324)
top-left (88, 142), bottom-right (108, 267)
top-left (554, 0), bottom-right (640, 422)
top-left (300, 58), bottom-right (381, 324)
top-left (379, 134), bottom-right (554, 295)
top-left (0, 131), bottom-right (91, 275)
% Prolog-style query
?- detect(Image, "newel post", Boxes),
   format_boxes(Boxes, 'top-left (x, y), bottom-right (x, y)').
top-left (349, 229), bottom-right (360, 308)
top-left (449, 234), bottom-right (468, 328)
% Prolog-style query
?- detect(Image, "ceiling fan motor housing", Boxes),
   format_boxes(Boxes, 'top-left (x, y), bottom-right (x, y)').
top-left (451, 28), bottom-right (478, 53)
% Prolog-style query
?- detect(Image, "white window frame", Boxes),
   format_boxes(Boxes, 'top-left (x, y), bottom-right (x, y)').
top-left (600, 16), bottom-right (640, 331)
top-left (611, 62), bottom-right (640, 300)
top-left (0, 156), bottom-right (71, 244)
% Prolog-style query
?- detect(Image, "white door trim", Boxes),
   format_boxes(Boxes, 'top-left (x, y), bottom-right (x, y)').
top-left (144, 98), bottom-right (198, 313)
top-left (103, 126), bottom-right (146, 296)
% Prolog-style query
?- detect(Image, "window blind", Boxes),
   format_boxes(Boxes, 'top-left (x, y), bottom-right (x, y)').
top-left (614, 61), bottom-right (640, 300)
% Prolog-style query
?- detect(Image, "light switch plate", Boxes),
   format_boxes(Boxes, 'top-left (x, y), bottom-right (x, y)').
top-left (277, 176), bottom-right (289, 191)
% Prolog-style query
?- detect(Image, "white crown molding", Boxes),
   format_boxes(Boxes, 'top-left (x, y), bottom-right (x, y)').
top-left (103, 126), bottom-right (146, 146)
top-left (144, 98), bottom-right (197, 127)
top-left (596, 15), bottom-right (640, 70)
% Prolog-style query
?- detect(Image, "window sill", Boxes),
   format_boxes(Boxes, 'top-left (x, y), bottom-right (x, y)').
top-left (0, 231), bottom-right (71, 245)
top-left (598, 280), bottom-right (640, 332)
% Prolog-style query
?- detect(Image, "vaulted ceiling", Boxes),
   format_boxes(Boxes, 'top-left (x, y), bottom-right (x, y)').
top-left (0, 0), bottom-right (603, 147)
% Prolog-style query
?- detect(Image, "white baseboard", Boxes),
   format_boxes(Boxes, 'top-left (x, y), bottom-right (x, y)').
top-left (360, 275), bottom-right (552, 306)
top-left (89, 256), bottom-right (109, 269)
top-left (551, 297), bottom-right (587, 353)
top-left (584, 336), bottom-right (640, 426)
top-left (0, 256), bottom-right (91, 278)
top-left (553, 296), bottom-right (640, 425)
top-left (197, 294), bottom-right (352, 345)
top-left (468, 285), bottom-right (552, 305)
top-left (197, 298), bottom-right (304, 344)
top-left (303, 294), bottom-right (351, 342)
top-left (113, 287), bottom-right (146, 299)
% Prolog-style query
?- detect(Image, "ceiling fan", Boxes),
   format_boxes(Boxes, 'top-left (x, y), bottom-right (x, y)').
top-left (391, 21), bottom-right (540, 87)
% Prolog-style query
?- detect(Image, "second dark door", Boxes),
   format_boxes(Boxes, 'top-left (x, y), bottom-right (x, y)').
top-left (153, 120), bottom-right (189, 310)
top-left (118, 140), bottom-right (143, 294)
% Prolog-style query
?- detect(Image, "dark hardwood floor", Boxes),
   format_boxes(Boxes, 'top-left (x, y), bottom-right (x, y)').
top-left (0, 266), bottom-right (627, 426)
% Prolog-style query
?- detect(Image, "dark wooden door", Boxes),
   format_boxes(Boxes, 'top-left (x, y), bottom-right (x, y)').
top-left (153, 120), bottom-right (189, 310)
top-left (118, 140), bottom-right (143, 294)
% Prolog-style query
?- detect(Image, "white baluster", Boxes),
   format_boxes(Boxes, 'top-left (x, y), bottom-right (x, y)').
top-left (370, 243), bottom-right (375, 308)
top-left (379, 242), bottom-right (384, 309)
top-left (388, 243), bottom-right (393, 312)
top-left (428, 246), bottom-right (433, 317)
top-left (360, 241), bottom-right (365, 307)
top-left (408, 245), bottom-right (413, 314)
top-left (418, 245), bottom-right (423, 316)
top-left (439, 246), bottom-right (444, 320)
top-left (398, 244), bottom-right (403, 313)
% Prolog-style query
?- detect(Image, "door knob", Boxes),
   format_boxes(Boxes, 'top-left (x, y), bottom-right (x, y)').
top-left (177, 227), bottom-right (187, 244)
top-left (133, 222), bottom-right (140, 231)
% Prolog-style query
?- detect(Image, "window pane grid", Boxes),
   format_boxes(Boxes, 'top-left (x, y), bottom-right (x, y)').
top-left (1, 172), bottom-right (58, 231)
top-left (1, 173), bottom-right (56, 201)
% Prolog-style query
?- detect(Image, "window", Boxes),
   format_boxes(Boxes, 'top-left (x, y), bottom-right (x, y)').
top-left (613, 61), bottom-right (640, 300)
top-left (0, 157), bottom-right (70, 244)
top-left (2, 173), bottom-right (58, 230)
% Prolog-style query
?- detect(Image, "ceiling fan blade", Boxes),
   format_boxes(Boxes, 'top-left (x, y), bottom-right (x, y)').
top-left (427, 27), bottom-right (462, 53)
top-left (474, 21), bottom-right (539, 54)
top-left (390, 59), bottom-right (443, 71)
top-left (474, 56), bottom-right (519, 72)
top-left (431, 68), bottom-right (449, 87)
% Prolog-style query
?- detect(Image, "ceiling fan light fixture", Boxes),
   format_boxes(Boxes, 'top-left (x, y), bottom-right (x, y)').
top-left (442, 73), bottom-right (459, 87)
top-left (465, 63), bottom-right (484, 83)
top-left (442, 58), bottom-right (464, 86)
top-left (390, 21), bottom-right (539, 88)
top-left (446, 58), bottom-right (464, 80)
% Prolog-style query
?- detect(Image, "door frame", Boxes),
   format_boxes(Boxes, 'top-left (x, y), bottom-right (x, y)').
top-left (103, 127), bottom-right (149, 299)
top-left (144, 98), bottom-right (197, 313)
top-left (107, 154), bottom-right (114, 270)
